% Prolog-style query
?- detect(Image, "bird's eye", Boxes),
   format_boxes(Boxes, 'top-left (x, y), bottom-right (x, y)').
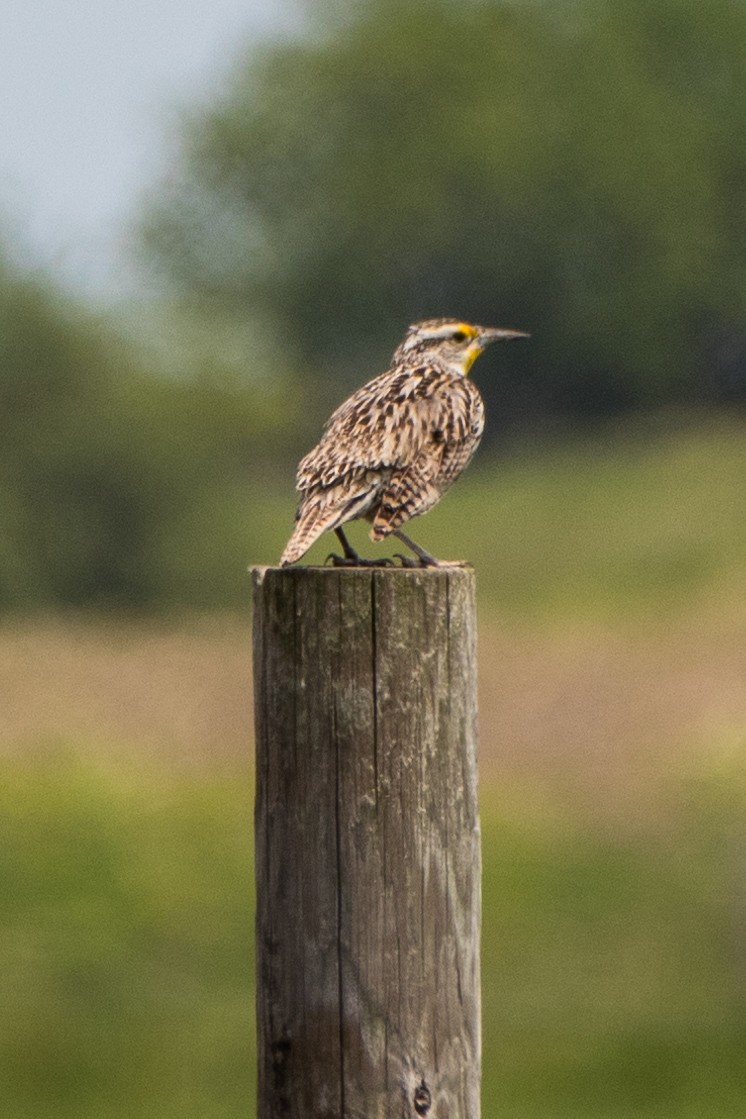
top-left (452, 331), bottom-right (467, 343)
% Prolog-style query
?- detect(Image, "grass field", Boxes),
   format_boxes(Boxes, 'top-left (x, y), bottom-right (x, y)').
top-left (1, 413), bottom-right (745, 1116)
top-left (3, 754), bottom-right (746, 1118)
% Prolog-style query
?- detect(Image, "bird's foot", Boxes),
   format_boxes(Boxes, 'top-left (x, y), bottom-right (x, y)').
top-left (327, 526), bottom-right (394, 567)
top-left (326, 552), bottom-right (394, 568)
top-left (393, 553), bottom-right (437, 568)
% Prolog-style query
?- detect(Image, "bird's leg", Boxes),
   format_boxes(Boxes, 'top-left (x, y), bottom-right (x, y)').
top-left (392, 530), bottom-right (440, 567)
top-left (335, 527), bottom-right (359, 561)
top-left (391, 530), bottom-right (467, 568)
top-left (326, 527), bottom-right (393, 568)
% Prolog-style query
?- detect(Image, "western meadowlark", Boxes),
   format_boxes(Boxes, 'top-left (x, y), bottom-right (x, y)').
top-left (280, 318), bottom-right (529, 567)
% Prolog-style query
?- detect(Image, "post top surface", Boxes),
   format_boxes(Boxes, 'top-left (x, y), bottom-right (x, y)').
top-left (250, 563), bottom-right (474, 587)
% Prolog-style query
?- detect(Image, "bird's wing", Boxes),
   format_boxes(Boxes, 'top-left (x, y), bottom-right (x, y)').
top-left (370, 379), bottom-right (485, 538)
top-left (296, 366), bottom-right (461, 492)
top-left (433, 380), bottom-right (485, 487)
top-left (369, 456), bottom-right (442, 538)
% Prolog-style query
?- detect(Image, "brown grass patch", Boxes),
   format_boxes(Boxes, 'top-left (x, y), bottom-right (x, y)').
top-left (0, 615), bottom-right (252, 770)
top-left (478, 604), bottom-right (746, 824)
top-left (1, 606), bottom-right (744, 822)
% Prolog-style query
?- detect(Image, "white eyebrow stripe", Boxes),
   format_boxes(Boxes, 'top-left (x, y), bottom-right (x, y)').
top-left (411, 322), bottom-right (473, 340)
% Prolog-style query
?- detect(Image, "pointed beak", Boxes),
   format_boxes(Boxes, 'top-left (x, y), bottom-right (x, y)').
top-left (478, 327), bottom-right (531, 346)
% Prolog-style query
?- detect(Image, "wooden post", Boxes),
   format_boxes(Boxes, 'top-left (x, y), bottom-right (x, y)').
top-left (251, 566), bottom-right (480, 1119)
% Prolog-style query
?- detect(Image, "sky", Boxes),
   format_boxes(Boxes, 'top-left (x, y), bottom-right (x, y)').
top-left (0, 0), bottom-right (300, 300)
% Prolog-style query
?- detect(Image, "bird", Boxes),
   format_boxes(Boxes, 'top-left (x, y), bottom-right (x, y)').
top-left (280, 318), bottom-right (529, 567)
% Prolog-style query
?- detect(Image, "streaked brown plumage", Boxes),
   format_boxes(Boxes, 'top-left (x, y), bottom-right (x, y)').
top-left (280, 318), bottom-right (529, 567)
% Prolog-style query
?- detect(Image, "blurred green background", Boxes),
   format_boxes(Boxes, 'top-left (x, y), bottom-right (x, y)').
top-left (1, 0), bottom-right (745, 1115)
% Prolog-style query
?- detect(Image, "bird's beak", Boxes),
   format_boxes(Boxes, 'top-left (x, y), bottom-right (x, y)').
top-left (478, 327), bottom-right (531, 346)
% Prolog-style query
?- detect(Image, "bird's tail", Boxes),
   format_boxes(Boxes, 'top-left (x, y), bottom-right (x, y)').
top-left (280, 509), bottom-right (329, 566)
top-left (280, 483), bottom-right (378, 565)
top-left (281, 492), bottom-right (353, 565)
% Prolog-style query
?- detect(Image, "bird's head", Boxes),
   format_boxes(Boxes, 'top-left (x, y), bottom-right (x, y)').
top-left (395, 318), bottom-right (529, 376)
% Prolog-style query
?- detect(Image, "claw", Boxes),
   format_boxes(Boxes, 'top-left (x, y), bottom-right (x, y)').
top-left (327, 552), bottom-right (394, 568)
top-left (393, 553), bottom-right (423, 568)
top-left (394, 552), bottom-right (442, 568)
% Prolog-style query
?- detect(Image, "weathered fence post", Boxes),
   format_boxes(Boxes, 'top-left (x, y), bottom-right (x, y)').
top-left (251, 566), bottom-right (480, 1119)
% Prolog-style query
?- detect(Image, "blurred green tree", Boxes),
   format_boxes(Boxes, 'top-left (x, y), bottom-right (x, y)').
top-left (0, 258), bottom-right (290, 611)
top-left (144, 0), bottom-right (746, 428)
